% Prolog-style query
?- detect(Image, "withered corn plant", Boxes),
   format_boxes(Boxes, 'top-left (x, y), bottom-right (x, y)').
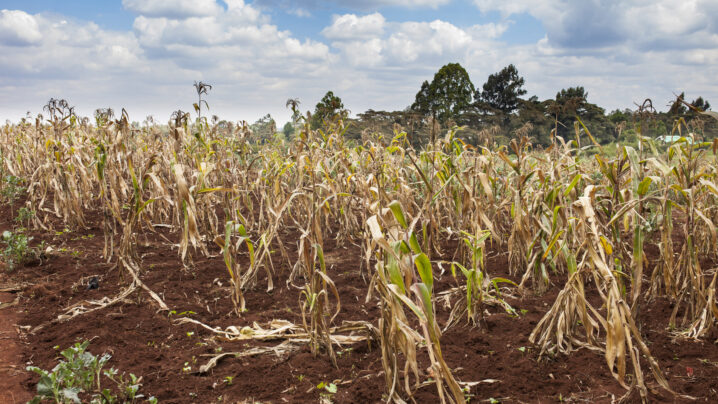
top-left (213, 221), bottom-right (254, 315)
top-left (447, 227), bottom-right (516, 328)
top-left (367, 200), bottom-right (464, 404)
top-left (531, 188), bottom-right (675, 402)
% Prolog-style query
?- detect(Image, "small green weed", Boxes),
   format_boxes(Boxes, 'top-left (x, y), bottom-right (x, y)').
top-left (2, 229), bottom-right (38, 271)
top-left (1, 175), bottom-right (25, 203)
top-left (15, 206), bottom-right (35, 226)
top-left (26, 341), bottom-right (157, 404)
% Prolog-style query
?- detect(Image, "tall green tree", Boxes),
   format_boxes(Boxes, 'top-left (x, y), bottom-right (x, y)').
top-left (411, 80), bottom-right (433, 117)
top-left (512, 96), bottom-right (553, 146)
top-left (691, 96), bottom-right (711, 111)
top-left (552, 86), bottom-right (613, 143)
top-left (476, 64), bottom-right (527, 114)
top-left (555, 86), bottom-right (589, 116)
top-left (282, 122), bottom-right (295, 139)
top-left (411, 63), bottom-right (474, 143)
top-left (311, 91), bottom-right (346, 129)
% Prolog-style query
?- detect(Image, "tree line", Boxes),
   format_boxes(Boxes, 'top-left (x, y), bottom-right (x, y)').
top-left (294, 63), bottom-right (715, 148)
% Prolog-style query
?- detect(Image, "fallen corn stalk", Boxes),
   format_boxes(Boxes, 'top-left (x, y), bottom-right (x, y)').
top-left (56, 285), bottom-right (137, 322)
top-left (30, 284), bottom-right (137, 333)
top-left (196, 340), bottom-right (299, 374)
top-left (0, 296), bottom-right (20, 309)
top-left (120, 257), bottom-right (169, 312)
top-left (0, 282), bottom-right (31, 293)
top-left (175, 317), bottom-right (377, 346)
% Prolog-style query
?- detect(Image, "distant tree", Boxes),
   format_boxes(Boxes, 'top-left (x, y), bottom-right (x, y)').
top-left (511, 96), bottom-right (553, 146)
top-left (607, 108), bottom-right (632, 124)
top-left (282, 122), bottom-right (295, 138)
top-left (607, 109), bottom-right (633, 142)
top-left (250, 114), bottom-right (276, 143)
top-left (311, 91), bottom-right (346, 129)
top-left (411, 63), bottom-right (474, 144)
top-left (555, 86), bottom-right (589, 116)
top-left (551, 87), bottom-right (614, 143)
top-left (411, 80), bottom-right (433, 117)
top-left (691, 96), bottom-right (711, 111)
top-left (476, 64), bottom-right (527, 115)
top-left (415, 63), bottom-right (474, 124)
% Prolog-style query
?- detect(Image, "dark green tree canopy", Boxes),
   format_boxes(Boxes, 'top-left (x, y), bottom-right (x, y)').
top-left (555, 86), bottom-right (588, 115)
top-left (476, 64), bottom-right (527, 114)
top-left (312, 91), bottom-right (346, 128)
top-left (411, 80), bottom-right (433, 117)
top-left (282, 121), bottom-right (294, 138)
top-left (550, 86), bottom-right (615, 142)
top-left (411, 63), bottom-right (474, 124)
top-left (691, 96), bottom-right (711, 111)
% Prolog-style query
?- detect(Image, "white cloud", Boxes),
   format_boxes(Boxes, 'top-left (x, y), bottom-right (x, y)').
top-left (256, 0), bottom-right (451, 11)
top-left (0, 1), bottom-right (717, 126)
top-left (322, 13), bottom-right (385, 40)
top-left (131, 2), bottom-right (329, 64)
top-left (341, 0), bottom-right (450, 7)
top-left (325, 15), bottom-right (507, 66)
top-left (474, 0), bottom-right (718, 51)
top-left (0, 10), bottom-right (42, 46)
top-left (122, 0), bottom-right (223, 18)
top-left (0, 3), bottom-right (333, 123)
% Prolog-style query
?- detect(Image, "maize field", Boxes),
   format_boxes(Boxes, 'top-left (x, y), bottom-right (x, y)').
top-left (2, 106), bottom-right (718, 403)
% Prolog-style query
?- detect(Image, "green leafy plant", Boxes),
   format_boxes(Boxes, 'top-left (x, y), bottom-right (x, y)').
top-left (449, 228), bottom-right (516, 327)
top-left (317, 381), bottom-right (338, 403)
top-left (1, 175), bottom-right (26, 217)
top-left (15, 206), bottom-right (35, 226)
top-left (2, 229), bottom-right (37, 271)
top-left (26, 341), bottom-right (156, 404)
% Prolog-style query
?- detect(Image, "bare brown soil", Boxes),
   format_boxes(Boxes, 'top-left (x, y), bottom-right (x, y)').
top-left (2, 201), bottom-right (718, 403)
top-left (0, 285), bottom-right (33, 404)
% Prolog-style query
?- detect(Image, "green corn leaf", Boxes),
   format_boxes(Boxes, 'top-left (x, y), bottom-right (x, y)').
top-left (388, 200), bottom-right (408, 228)
top-left (411, 283), bottom-right (434, 326)
top-left (576, 116), bottom-right (602, 150)
top-left (408, 232), bottom-right (422, 254)
top-left (542, 229), bottom-right (564, 260)
top-left (564, 173), bottom-right (582, 196)
top-left (414, 253), bottom-right (433, 292)
top-left (637, 177), bottom-right (652, 196)
top-left (197, 187), bottom-right (232, 194)
top-left (492, 277), bottom-right (516, 286)
top-left (315, 243), bottom-right (326, 273)
top-left (387, 256), bottom-right (406, 294)
top-left (388, 284), bottom-right (425, 322)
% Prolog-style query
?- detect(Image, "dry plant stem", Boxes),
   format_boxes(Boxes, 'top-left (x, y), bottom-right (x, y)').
top-left (119, 257), bottom-right (169, 312)
top-left (575, 192), bottom-right (673, 400)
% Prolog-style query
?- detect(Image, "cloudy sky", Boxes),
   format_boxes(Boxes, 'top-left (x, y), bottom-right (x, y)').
top-left (0, 0), bottom-right (716, 124)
